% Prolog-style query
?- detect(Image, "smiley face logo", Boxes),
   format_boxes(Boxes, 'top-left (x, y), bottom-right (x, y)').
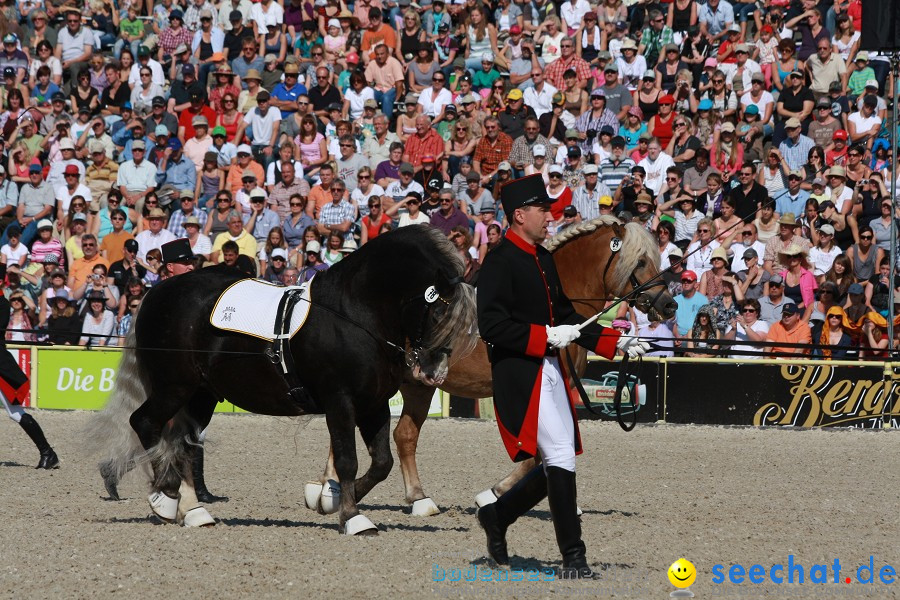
top-left (668, 558), bottom-right (696, 588)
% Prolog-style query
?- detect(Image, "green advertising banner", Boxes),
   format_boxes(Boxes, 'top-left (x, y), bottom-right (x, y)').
top-left (35, 348), bottom-right (241, 412)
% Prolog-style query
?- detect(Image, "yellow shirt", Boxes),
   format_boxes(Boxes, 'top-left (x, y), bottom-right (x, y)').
top-left (211, 230), bottom-right (258, 262)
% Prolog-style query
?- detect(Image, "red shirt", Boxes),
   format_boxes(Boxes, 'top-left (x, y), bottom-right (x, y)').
top-left (404, 129), bottom-right (444, 168)
top-left (548, 186), bottom-right (573, 221)
top-left (363, 211), bottom-right (391, 240)
top-left (178, 105), bottom-right (218, 139)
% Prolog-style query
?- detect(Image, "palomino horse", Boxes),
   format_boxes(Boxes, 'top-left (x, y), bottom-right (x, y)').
top-left (306, 217), bottom-right (678, 515)
top-left (89, 226), bottom-right (476, 534)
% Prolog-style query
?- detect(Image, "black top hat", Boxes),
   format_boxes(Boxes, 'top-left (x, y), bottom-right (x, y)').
top-left (161, 238), bottom-right (193, 264)
top-left (499, 174), bottom-right (552, 216)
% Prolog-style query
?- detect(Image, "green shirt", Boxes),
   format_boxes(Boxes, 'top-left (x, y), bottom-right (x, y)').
top-left (120, 18), bottom-right (144, 39)
top-left (847, 66), bottom-right (875, 97)
top-left (472, 68), bottom-right (500, 91)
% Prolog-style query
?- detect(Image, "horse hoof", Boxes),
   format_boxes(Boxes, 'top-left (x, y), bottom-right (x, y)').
top-left (183, 507), bottom-right (216, 527)
top-left (304, 482), bottom-right (323, 511)
top-left (148, 491), bottom-right (179, 522)
top-left (411, 497), bottom-right (440, 516)
top-left (474, 488), bottom-right (498, 508)
top-left (344, 514), bottom-right (378, 535)
top-left (319, 479), bottom-right (340, 515)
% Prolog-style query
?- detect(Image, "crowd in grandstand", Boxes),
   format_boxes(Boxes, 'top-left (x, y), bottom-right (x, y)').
top-left (0, 0), bottom-right (891, 357)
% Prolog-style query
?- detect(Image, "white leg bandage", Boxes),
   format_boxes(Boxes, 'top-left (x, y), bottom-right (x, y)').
top-left (536, 357), bottom-right (576, 473)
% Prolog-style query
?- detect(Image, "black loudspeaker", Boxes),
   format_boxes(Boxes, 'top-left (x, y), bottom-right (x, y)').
top-left (859, 0), bottom-right (900, 51)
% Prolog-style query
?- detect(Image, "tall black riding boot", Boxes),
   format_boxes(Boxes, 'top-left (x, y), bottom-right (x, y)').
top-left (546, 466), bottom-right (595, 579)
top-left (192, 445), bottom-right (228, 503)
top-left (477, 465), bottom-right (548, 565)
top-left (18, 413), bottom-right (59, 469)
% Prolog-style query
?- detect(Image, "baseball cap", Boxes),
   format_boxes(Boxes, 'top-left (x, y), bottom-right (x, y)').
top-left (507, 89), bottom-right (523, 101)
top-left (567, 146), bottom-right (582, 158)
top-left (833, 129), bottom-right (848, 141)
top-left (598, 195), bottom-right (613, 207)
top-left (58, 137), bottom-right (75, 150)
top-left (848, 283), bottom-right (864, 295)
top-left (41, 253), bottom-right (59, 264)
top-left (167, 138), bottom-right (182, 151)
top-left (237, 144), bottom-right (252, 155)
top-left (583, 164), bottom-right (598, 175)
top-left (131, 139), bottom-right (146, 150)
top-left (37, 219), bottom-right (53, 231)
top-left (564, 128), bottom-right (579, 140)
top-left (211, 126), bottom-right (227, 138)
top-left (819, 224), bottom-right (835, 236)
top-left (742, 248), bottom-right (758, 260)
top-left (399, 162), bottom-right (414, 174)
top-left (155, 125), bottom-right (169, 137)
top-left (680, 270), bottom-right (698, 283)
top-left (781, 303), bottom-right (800, 316)
top-left (72, 212), bottom-right (87, 223)
top-left (769, 274), bottom-right (784, 285)
top-left (271, 248), bottom-right (288, 260)
top-left (63, 164), bottom-right (79, 175)
top-left (785, 117), bottom-right (802, 129)
top-left (611, 135), bottom-right (626, 147)
top-left (28, 163), bottom-right (41, 174)
top-left (152, 95), bottom-right (166, 107)
top-left (548, 164), bottom-right (563, 175)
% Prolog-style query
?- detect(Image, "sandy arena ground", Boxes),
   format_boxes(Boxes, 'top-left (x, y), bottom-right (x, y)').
top-left (2, 411), bottom-right (899, 600)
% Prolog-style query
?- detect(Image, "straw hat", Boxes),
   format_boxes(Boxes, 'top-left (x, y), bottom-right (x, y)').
top-left (710, 246), bottom-right (729, 263)
top-left (777, 212), bottom-right (798, 227)
top-left (778, 244), bottom-right (810, 268)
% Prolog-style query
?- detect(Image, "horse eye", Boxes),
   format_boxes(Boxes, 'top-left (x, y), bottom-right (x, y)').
top-left (636, 259), bottom-right (646, 269)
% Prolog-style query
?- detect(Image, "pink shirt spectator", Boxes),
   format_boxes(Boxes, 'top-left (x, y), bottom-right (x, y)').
top-left (778, 268), bottom-right (818, 308)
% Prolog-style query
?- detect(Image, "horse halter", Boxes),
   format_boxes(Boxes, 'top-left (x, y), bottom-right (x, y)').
top-left (402, 275), bottom-right (463, 369)
top-left (602, 223), bottom-right (669, 314)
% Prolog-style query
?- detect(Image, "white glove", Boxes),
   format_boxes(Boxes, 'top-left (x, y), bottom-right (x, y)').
top-left (617, 335), bottom-right (651, 358)
top-left (546, 324), bottom-right (581, 349)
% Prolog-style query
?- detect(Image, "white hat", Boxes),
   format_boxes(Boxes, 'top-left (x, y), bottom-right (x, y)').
top-left (327, 18), bottom-right (340, 28)
top-left (271, 248), bottom-right (288, 260)
top-left (583, 164), bottom-right (598, 175)
top-left (532, 144), bottom-right (546, 157)
top-left (481, 51), bottom-right (494, 63)
top-left (306, 240), bottom-right (321, 254)
top-left (58, 137), bottom-right (75, 150)
top-left (549, 164), bottom-right (563, 175)
top-left (339, 238), bottom-right (358, 253)
top-left (865, 79), bottom-right (879, 88)
top-left (37, 218), bottom-right (53, 230)
top-left (249, 188), bottom-right (266, 199)
top-left (237, 144), bottom-right (253, 155)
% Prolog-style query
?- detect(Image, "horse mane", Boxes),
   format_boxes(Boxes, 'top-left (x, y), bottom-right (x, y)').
top-left (544, 216), bottom-right (661, 296)
top-left (339, 225), bottom-right (477, 361)
top-left (413, 226), bottom-right (478, 360)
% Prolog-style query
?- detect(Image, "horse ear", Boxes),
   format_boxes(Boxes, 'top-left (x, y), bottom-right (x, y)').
top-left (434, 269), bottom-right (459, 298)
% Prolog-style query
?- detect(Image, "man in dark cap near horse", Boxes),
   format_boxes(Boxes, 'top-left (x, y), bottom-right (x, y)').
top-left (476, 173), bottom-right (649, 578)
top-left (100, 238), bottom-right (227, 503)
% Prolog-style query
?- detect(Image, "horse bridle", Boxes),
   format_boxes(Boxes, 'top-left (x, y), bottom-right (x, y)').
top-left (600, 223), bottom-right (669, 314)
top-left (400, 275), bottom-right (464, 369)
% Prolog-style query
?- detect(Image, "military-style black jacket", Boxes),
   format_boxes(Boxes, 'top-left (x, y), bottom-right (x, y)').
top-left (477, 229), bottom-right (620, 461)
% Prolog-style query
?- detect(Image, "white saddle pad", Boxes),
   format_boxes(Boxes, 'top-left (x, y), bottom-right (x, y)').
top-left (210, 279), bottom-right (313, 341)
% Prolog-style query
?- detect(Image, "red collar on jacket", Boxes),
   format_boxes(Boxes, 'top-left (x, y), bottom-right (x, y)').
top-left (505, 228), bottom-right (537, 256)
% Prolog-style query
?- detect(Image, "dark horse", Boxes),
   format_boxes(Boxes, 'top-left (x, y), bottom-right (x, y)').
top-left (90, 226), bottom-right (476, 534)
top-left (306, 217), bottom-right (678, 516)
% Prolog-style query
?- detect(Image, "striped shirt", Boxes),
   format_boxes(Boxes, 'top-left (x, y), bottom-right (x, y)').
top-left (599, 157), bottom-right (635, 193)
top-left (778, 134), bottom-right (815, 171)
top-left (571, 183), bottom-right (612, 221)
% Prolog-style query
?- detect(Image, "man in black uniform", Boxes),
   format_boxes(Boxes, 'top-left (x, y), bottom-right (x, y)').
top-left (475, 174), bottom-right (648, 578)
top-left (0, 289), bottom-right (59, 469)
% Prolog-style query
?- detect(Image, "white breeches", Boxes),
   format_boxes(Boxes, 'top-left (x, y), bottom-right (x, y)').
top-left (0, 387), bottom-right (24, 422)
top-left (537, 356), bottom-right (576, 473)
